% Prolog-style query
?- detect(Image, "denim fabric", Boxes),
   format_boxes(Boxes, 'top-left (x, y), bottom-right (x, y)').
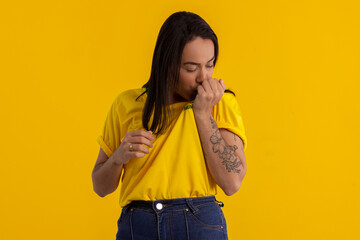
top-left (115, 196), bottom-right (228, 240)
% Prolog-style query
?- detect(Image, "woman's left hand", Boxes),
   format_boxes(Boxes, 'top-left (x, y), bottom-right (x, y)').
top-left (193, 78), bottom-right (226, 117)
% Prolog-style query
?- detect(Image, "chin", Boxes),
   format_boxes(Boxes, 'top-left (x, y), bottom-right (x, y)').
top-left (173, 92), bottom-right (188, 102)
top-left (189, 91), bottom-right (197, 101)
top-left (184, 95), bottom-right (193, 102)
top-left (174, 89), bottom-right (196, 102)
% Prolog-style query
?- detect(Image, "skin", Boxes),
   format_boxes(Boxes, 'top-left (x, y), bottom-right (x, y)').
top-left (174, 36), bottom-right (247, 195)
top-left (171, 37), bottom-right (217, 104)
top-left (92, 130), bottom-right (154, 197)
top-left (92, 37), bottom-right (247, 197)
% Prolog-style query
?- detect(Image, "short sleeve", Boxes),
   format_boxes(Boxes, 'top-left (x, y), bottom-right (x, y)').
top-left (96, 96), bottom-right (121, 157)
top-left (212, 92), bottom-right (248, 152)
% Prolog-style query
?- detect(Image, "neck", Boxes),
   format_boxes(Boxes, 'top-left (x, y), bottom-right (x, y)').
top-left (169, 91), bottom-right (188, 105)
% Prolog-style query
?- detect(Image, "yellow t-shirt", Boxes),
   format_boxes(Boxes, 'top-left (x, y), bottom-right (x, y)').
top-left (97, 87), bottom-right (248, 207)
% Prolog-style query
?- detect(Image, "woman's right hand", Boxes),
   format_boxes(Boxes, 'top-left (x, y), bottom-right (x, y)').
top-left (114, 130), bottom-right (155, 165)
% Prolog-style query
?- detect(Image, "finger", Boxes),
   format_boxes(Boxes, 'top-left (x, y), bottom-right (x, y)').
top-left (206, 78), bottom-right (222, 101)
top-left (129, 130), bottom-right (155, 141)
top-left (197, 84), bottom-right (205, 95)
top-left (129, 143), bottom-right (150, 154)
top-left (127, 151), bottom-right (146, 159)
top-left (201, 80), bottom-right (212, 93)
top-left (209, 78), bottom-right (222, 93)
top-left (210, 80), bottom-right (223, 103)
top-left (219, 79), bottom-right (226, 91)
top-left (130, 136), bottom-right (153, 148)
top-left (216, 79), bottom-right (225, 93)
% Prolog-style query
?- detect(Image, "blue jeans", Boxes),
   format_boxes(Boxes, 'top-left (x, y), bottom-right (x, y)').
top-left (116, 196), bottom-right (228, 240)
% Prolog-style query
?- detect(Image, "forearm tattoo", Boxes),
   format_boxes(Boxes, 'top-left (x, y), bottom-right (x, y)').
top-left (210, 117), bottom-right (242, 173)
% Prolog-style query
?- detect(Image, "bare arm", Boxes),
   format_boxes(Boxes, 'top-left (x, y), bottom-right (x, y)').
top-left (92, 130), bottom-right (154, 197)
top-left (92, 148), bottom-right (124, 197)
top-left (194, 114), bottom-right (247, 195)
top-left (193, 78), bottom-right (247, 195)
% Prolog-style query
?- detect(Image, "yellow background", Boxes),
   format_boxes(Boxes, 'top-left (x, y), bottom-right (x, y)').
top-left (1, 0), bottom-right (359, 239)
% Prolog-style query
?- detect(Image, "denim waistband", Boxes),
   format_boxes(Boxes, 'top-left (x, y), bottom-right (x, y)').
top-left (122, 196), bottom-right (224, 214)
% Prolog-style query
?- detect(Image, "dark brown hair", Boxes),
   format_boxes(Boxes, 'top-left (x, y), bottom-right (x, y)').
top-left (136, 11), bottom-right (234, 136)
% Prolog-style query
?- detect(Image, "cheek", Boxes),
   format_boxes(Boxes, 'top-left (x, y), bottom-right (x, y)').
top-left (209, 68), bottom-right (214, 76)
top-left (178, 72), bottom-right (195, 89)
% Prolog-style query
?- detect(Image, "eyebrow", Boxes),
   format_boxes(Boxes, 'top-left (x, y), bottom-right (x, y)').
top-left (184, 56), bottom-right (215, 66)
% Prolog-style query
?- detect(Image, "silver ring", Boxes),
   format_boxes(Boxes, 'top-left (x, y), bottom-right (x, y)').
top-left (129, 143), bottom-right (133, 151)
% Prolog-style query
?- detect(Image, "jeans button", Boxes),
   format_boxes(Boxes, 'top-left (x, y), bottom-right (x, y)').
top-left (156, 203), bottom-right (163, 210)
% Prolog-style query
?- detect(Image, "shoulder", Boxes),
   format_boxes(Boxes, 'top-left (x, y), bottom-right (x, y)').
top-left (115, 87), bottom-right (146, 102)
top-left (222, 91), bottom-right (236, 101)
top-left (112, 87), bottom-right (147, 108)
top-left (218, 91), bottom-right (239, 108)
top-left (107, 88), bottom-right (147, 119)
top-left (212, 90), bottom-right (242, 118)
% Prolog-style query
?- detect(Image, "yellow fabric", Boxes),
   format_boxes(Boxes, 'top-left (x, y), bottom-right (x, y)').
top-left (97, 87), bottom-right (248, 207)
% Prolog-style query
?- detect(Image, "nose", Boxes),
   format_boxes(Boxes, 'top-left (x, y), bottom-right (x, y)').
top-left (196, 67), bottom-right (210, 84)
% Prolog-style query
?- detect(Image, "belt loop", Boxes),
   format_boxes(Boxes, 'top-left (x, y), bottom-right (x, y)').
top-left (185, 198), bottom-right (199, 214)
top-left (215, 199), bottom-right (225, 207)
top-left (122, 204), bottom-right (130, 214)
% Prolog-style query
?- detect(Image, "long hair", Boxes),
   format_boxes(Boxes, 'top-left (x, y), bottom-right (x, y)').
top-left (136, 11), bottom-right (234, 136)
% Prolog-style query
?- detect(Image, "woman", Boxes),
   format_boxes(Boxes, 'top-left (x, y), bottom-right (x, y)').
top-left (92, 11), bottom-right (248, 240)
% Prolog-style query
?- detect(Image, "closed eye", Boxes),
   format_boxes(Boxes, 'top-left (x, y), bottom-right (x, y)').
top-left (186, 65), bottom-right (214, 73)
